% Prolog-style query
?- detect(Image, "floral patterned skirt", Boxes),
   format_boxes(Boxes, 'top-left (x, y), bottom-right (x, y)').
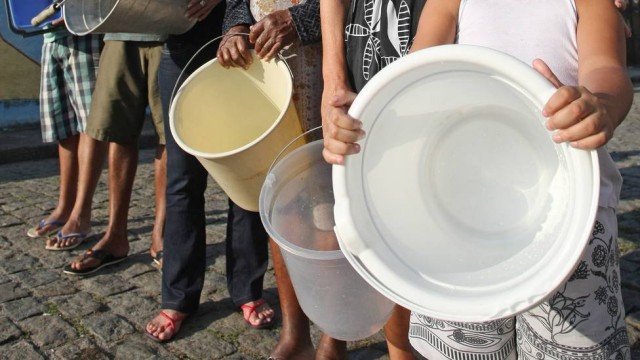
top-left (409, 206), bottom-right (631, 360)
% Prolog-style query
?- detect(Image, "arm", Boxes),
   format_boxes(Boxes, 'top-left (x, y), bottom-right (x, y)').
top-left (320, 0), bottom-right (359, 164)
top-left (247, 0), bottom-right (321, 60)
top-left (217, 0), bottom-right (253, 68)
top-left (541, 0), bottom-right (632, 149)
top-left (408, 0), bottom-right (459, 52)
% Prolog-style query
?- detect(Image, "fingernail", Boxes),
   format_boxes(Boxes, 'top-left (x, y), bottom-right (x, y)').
top-left (357, 130), bottom-right (366, 140)
top-left (552, 133), bottom-right (563, 143)
top-left (545, 120), bottom-right (553, 130)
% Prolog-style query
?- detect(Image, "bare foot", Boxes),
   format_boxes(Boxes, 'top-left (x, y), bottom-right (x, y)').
top-left (269, 336), bottom-right (315, 360)
top-left (315, 335), bottom-right (347, 360)
top-left (45, 217), bottom-right (91, 249)
top-left (145, 310), bottom-right (188, 342)
top-left (241, 299), bottom-right (275, 328)
top-left (66, 234), bottom-right (128, 271)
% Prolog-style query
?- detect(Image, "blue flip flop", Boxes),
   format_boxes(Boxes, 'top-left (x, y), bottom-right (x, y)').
top-left (27, 219), bottom-right (65, 238)
top-left (45, 229), bottom-right (92, 251)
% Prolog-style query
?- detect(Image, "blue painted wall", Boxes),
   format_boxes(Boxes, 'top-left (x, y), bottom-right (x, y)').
top-left (0, 1), bottom-right (42, 128)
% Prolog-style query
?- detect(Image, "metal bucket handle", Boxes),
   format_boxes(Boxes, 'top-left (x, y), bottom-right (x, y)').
top-left (169, 31), bottom-right (296, 110)
top-left (266, 126), bottom-right (323, 178)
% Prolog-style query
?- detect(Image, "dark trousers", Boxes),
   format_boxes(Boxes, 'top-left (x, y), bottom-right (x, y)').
top-left (159, 19), bottom-right (269, 313)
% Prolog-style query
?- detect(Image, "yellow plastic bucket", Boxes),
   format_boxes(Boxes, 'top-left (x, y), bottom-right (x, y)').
top-left (169, 52), bottom-right (304, 211)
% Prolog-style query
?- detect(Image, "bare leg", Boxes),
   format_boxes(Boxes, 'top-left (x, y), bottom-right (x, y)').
top-left (269, 239), bottom-right (315, 360)
top-left (315, 335), bottom-right (347, 360)
top-left (384, 305), bottom-right (416, 360)
top-left (68, 142), bottom-right (135, 270)
top-left (33, 135), bottom-right (80, 236)
top-left (150, 144), bottom-right (166, 264)
top-left (46, 134), bottom-right (107, 248)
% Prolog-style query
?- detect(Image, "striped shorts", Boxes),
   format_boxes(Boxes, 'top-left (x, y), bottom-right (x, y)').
top-left (39, 34), bottom-right (102, 143)
top-left (409, 206), bottom-right (631, 360)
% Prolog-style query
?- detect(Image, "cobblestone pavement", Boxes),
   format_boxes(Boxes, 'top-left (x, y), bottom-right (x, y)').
top-left (1, 94), bottom-right (640, 359)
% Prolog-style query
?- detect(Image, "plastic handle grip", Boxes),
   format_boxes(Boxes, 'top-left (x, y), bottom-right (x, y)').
top-left (31, 5), bottom-right (58, 26)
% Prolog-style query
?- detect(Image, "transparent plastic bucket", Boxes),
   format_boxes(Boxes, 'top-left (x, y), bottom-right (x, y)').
top-left (259, 138), bottom-right (395, 341)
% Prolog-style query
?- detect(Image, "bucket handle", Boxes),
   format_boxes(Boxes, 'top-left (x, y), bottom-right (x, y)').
top-left (169, 32), bottom-right (296, 111)
top-left (266, 126), bottom-right (323, 178)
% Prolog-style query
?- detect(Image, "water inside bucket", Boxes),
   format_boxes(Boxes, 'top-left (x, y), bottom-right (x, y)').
top-left (174, 63), bottom-right (282, 154)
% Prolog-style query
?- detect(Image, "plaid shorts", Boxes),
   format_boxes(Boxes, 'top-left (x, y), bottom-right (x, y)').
top-left (39, 34), bottom-right (102, 143)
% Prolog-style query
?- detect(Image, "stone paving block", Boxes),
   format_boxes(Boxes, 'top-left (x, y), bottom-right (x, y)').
top-left (169, 329), bottom-right (236, 359)
top-left (82, 313), bottom-right (136, 344)
top-left (52, 338), bottom-right (109, 360)
top-left (0, 340), bottom-right (45, 360)
top-left (0, 281), bottom-right (29, 303)
top-left (128, 271), bottom-right (161, 298)
top-left (27, 246), bottom-right (71, 270)
top-left (20, 314), bottom-right (78, 349)
top-left (2, 297), bottom-right (45, 321)
top-left (0, 214), bottom-right (21, 227)
top-left (0, 252), bottom-right (40, 274)
top-left (0, 273), bottom-right (11, 285)
top-left (126, 239), bottom-right (153, 258)
top-left (12, 269), bottom-right (60, 289)
top-left (0, 316), bottom-right (22, 344)
top-left (106, 291), bottom-right (159, 330)
top-left (0, 236), bottom-right (11, 250)
top-left (79, 274), bottom-right (135, 298)
top-left (236, 329), bottom-right (278, 358)
top-left (31, 278), bottom-right (78, 298)
top-left (51, 292), bottom-right (104, 320)
top-left (117, 256), bottom-right (156, 279)
top-left (111, 334), bottom-right (178, 360)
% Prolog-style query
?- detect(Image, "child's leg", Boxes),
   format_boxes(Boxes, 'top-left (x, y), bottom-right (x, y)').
top-left (385, 305), bottom-right (416, 360)
top-left (408, 314), bottom-right (516, 360)
top-left (517, 207), bottom-right (630, 359)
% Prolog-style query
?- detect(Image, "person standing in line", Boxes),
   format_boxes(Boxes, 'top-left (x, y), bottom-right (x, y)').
top-left (27, 20), bottom-right (102, 242)
top-left (217, 0), bottom-right (337, 357)
top-left (322, 0), bottom-right (632, 359)
top-left (40, 31), bottom-right (167, 277)
top-left (145, 0), bottom-right (275, 342)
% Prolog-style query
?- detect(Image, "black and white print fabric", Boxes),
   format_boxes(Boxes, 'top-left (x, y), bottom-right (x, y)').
top-left (409, 207), bottom-right (631, 360)
top-left (344, 0), bottom-right (426, 92)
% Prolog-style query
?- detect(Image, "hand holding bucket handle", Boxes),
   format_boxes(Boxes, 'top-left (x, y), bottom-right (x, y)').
top-left (31, 0), bottom-right (65, 26)
top-left (169, 32), bottom-right (295, 110)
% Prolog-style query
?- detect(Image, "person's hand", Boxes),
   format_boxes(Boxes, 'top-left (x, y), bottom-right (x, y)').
top-left (217, 26), bottom-right (253, 69)
top-left (614, 0), bottom-right (628, 10)
top-left (321, 89), bottom-right (363, 165)
top-left (533, 59), bottom-right (615, 149)
top-left (249, 10), bottom-right (297, 61)
top-left (51, 18), bottom-right (65, 27)
top-left (185, 0), bottom-right (221, 21)
top-left (613, 0), bottom-right (632, 37)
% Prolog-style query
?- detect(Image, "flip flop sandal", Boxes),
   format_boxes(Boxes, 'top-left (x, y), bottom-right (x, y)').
top-left (62, 249), bottom-right (127, 276)
top-left (240, 299), bottom-right (274, 329)
top-left (45, 230), bottom-right (93, 251)
top-left (153, 250), bottom-right (163, 266)
top-left (27, 219), bottom-right (65, 238)
top-left (145, 310), bottom-right (187, 343)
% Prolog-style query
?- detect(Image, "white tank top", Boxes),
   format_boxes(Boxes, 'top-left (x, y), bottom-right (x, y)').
top-left (456, 0), bottom-right (622, 208)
